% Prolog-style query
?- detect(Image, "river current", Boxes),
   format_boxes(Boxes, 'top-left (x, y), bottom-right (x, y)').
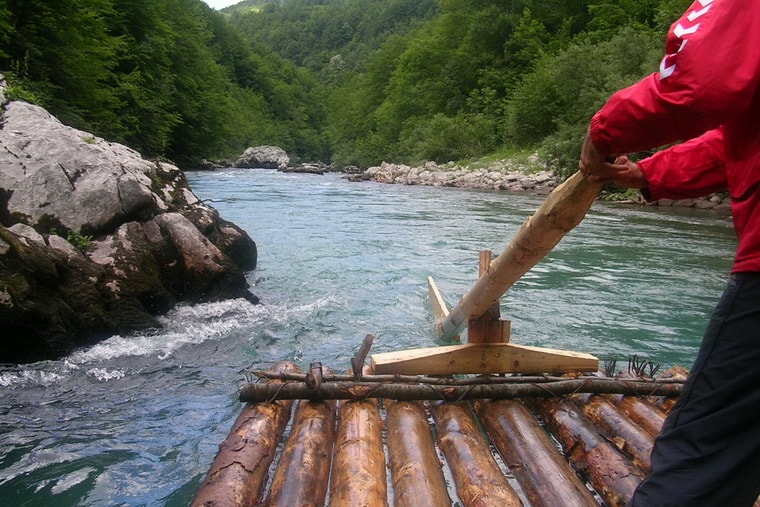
top-left (0, 169), bottom-right (736, 505)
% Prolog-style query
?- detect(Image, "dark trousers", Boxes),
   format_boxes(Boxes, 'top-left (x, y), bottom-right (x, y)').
top-left (629, 273), bottom-right (760, 506)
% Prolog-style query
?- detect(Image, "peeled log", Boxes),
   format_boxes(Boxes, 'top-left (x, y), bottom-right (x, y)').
top-left (534, 398), bottom-right (642, 507)
top-left (475, 400), bottom-right (597, 507)
top-left (429, 401), bottom-right (521, 507)
top-left (385, 400), bottom-right (450, 507)
top-left (191, 362), bottom-right (299, 507)
top-left (329, 390), bottom-right (388, 506)
top-left (575, 394), bottom-right (654, 474)
top-left (607, 394), bottom-right (666, 438)
top-left (265, 398), bottom-right (337, 507)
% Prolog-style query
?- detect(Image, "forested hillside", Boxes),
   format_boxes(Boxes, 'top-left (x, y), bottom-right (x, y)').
top-left (230, 0), bottom-right (689, 172)
top-left (0, 0), bottom-right (327, 165)
top-left (0, 0), bottom-right (692, 172)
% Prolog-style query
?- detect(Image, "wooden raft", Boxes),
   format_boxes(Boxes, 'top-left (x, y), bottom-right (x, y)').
top-left (192, 173), bottom-right (705, 506)
top-left (192, 363), bottom-right (687, 507)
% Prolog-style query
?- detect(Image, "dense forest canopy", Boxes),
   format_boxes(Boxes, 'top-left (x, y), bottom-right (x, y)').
top-left (0, 0), bottom-right (327, 165)
top-left (0, 0), bottom-right (691, 172)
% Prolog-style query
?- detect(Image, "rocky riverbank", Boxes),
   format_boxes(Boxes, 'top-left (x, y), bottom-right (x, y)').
top-left (348, 161), bottom-right (731, 212)
top-left (0, 75), bottom-right (259, 363)
top-left (349, 160), bottom-right (558, 194)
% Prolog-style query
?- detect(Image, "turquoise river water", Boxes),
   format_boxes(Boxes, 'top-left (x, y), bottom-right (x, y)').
top-left (0, 169), bottom-right (737, 505)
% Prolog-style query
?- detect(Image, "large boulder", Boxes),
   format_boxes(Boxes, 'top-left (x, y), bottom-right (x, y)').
top-left (0, 102), bottom-right (158, 234)
top-left (0, 81), bottom-right (259, 363)
top-left (234, 145), bottom-right (290, 170)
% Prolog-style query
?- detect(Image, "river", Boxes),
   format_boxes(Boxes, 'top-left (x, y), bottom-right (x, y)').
top-left (0, 169), bottom-right (736, 505)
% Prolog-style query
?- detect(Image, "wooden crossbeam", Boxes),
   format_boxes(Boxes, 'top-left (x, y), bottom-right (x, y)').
top-left (371, 343), bottom-right (598, 376)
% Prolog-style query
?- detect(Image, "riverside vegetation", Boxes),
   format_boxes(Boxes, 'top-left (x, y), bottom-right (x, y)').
top-left (2, 0), bottom-right (694, 177)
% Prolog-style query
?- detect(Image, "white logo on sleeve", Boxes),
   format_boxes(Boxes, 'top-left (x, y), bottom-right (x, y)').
top-left (660, 0), bottom-right (714, 79)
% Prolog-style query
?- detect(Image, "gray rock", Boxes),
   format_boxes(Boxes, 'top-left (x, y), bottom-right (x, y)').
top-left (0, 99), bottom-right (259, 363)
top-left (359, 161), bottom-right (557, 194)
top-left (0, 102), bottom-right (157, 235)
top-left (281, 162), bottom-right (326, 175)
top-left (356, 157), bottom-right (728, 208)
top-left (7, 223), bottom-right (45, 246)
top-left (234, 145), bottom-right (290, 170)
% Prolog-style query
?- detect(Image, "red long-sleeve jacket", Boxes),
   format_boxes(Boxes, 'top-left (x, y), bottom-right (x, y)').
top-left (589, 0), bottom-right (760, 273)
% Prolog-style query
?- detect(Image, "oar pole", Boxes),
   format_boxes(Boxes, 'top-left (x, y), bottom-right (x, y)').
top-left (436, 171), bottom-right (604, 341)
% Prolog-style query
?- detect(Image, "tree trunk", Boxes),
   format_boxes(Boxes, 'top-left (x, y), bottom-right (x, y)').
top-left (385, 400), bottom-right (451, 507)
top-left (647, 395), bottom-right (677, 413)
top-left (191, 362), bottom-right (299, 507)
top-left (429, 401), bottom-right (522, 507)
top-left (238, 377), bottom-right (683, 403)
top-left (329, 390), bottom-right (388, 505)
top-left (532, 397), bottom-right (643, 507)
top-left (475, 399), bottom-right (598, 507)
top-left (265, 398), bottom-right (337, 506)
top-left (575, 394), bottom-right (654, 474)
top-left (607, 394), bottom-right (666, 439)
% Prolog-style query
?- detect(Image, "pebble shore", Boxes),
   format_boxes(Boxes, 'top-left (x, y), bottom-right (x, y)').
top-left (349, 160), bottom-right (731, 212)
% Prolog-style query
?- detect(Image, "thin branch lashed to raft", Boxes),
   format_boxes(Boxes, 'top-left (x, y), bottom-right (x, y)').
top-left (239, 376), bottom-right (683, 403)
top-left (250, 370), bottom-right (686, 386)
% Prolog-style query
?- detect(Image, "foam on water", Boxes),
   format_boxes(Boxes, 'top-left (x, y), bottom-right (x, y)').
top-left (1, 296), bottom-right (340, 390)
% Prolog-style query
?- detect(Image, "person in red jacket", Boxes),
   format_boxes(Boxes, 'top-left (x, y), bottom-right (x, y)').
top-left (579, 0), bottom-right (760, 505)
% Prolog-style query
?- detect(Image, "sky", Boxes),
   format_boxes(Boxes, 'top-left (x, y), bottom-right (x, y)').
top-left (202, 0), bottom-right (241, 10)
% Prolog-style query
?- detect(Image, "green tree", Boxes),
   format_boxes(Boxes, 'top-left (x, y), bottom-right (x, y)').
top-left (2, 0), bottom-right (122, 132)
top-left (109, 0), bottom-right (181, 155)
top-left (654, 0), bottom-right (693, 32)
top-left (0, 0), bottom-right (692, 171)
top-left (326, 34), bottom-right (411, 166)
top-left (400, 112), bottom-right (497, 162)
top-left (0, 2), bottom-right (10, 60)
top-left (505, 26), bottom-right (662, 176)
top-left (585, 0), bottom-right (662, 39)
top-left (158, 0), bottom-right (237, 161)
top-left (502, 9), bottom-right (551, 87)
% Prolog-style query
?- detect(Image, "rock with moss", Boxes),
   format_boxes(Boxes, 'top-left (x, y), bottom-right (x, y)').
top-left (0, 89), bottom-right (258, 363)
